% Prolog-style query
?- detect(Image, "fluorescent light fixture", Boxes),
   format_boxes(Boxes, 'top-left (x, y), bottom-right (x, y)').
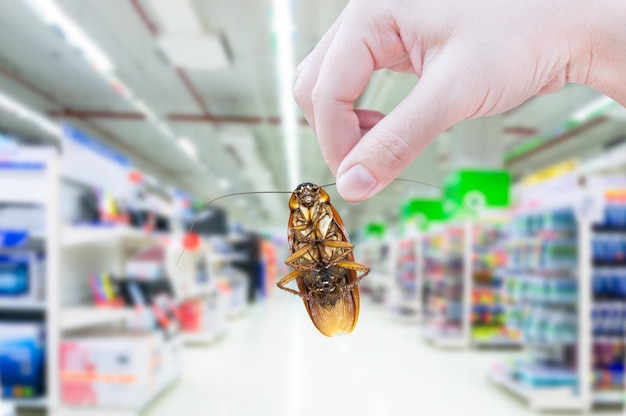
top-left (571, 96), bottom-right (618, 122)
top-left (22, 0), bottom-right (203, 163)
top-left (147, 0), bottom-right (203, 34)
top-left (177, 137), bottom-right (197, 159)
top-left (23, 0), bottom-right (114, 72)
top-left (156, 122), bottom-right (174, 139)
top-left (0, 90), bottom-right (63, 140)
top-left (157, 34), bottom-right (230, 70)
top-left (272, 0), bottom-right (300, 188)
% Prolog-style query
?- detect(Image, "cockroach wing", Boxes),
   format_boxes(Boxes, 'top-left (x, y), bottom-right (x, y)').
top-left (296, 269), bottom-right (360, 337)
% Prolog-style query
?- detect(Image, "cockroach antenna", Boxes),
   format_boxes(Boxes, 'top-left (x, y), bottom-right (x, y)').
top-left (175, 189), bottom-right (294, 267)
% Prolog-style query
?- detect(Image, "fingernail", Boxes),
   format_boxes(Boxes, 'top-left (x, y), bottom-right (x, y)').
top-left (337, 165), bottom-right (377, 201)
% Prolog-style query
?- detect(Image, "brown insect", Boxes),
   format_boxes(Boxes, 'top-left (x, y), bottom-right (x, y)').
top-left (276, 182), bottom-right (370, 337)
top-left (177, 178), bottom-right (469, 337)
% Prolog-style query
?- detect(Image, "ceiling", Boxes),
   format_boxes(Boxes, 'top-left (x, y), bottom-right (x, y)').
top-left (0, 0), bottom-right (624, 233)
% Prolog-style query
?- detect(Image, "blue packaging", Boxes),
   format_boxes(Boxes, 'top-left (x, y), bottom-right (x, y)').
top-left (0, 253), bottom-right (31, 297)
top-left (0, 322), bottom-right (45, 398)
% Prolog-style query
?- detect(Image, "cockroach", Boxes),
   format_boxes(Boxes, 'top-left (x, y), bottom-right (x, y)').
top-left (276, 182), bottom-right (369, 337)
top-left (178, 179), bottom-right (471, 337)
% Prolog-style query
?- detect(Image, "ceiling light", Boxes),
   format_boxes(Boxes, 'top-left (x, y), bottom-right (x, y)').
top-left (0, 90), bottom-right (63, 140)
top-left (177, 137), bottom-right (197, 159)
top-left (157, 34), bottom-right (230, 70)
top-left (147, 0), bottom-right (203, 34)
top-left (22, 0), bottom-right (202, 164)
top-left (272, 0), bottom-right (300, 188)
top-left (23, 0), bottom-right (114, 72)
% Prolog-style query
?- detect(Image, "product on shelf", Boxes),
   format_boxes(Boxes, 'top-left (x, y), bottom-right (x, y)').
top-left (589, 193), bottom-right (626, 395)
top-left (471, 218), bottom-right (519, 346)
top-left (422, 225), bottom-right (466, 340)
top-left (389, 238), bottom-right (421, 317)
top-left (500, 207), bottom-right (580, 389)
top-left (60, 329), bottom-right (180, 408)
top-left (0, 251), bottom-right (45, 303)
top-left (0, 322), bottom-right (46, 399)
top-left (493, 181), bottom-right (626, 410)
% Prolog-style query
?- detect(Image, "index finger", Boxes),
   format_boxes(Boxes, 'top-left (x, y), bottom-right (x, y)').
top-left (312, 25), bottom-right (375, 175)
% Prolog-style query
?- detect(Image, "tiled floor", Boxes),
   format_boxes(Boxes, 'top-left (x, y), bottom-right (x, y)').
top-left (146, 294), bottom-right (623, 416)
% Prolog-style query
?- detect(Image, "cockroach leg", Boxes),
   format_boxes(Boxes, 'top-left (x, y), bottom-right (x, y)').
top-left (277, 269), bottom-right (308, 297)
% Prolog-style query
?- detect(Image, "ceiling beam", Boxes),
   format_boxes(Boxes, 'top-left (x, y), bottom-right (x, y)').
top-left (0, 64), bottom-right (203, 196)
top-left (505, 116), bottom-right (610, 167)
top-left (503, 126), bottom-right (537, 136)
top-left (48, 109), bottom-right (308, 125)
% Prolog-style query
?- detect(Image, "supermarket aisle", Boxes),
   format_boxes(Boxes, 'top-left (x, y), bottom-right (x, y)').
top-left (145, 296), bottom-right (618, 416)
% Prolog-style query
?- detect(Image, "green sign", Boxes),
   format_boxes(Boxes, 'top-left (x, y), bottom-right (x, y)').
top-left (400, 198), bottom-right (445, 232)
top-left (443, 169), bottom-right (511, 219)
top-left (363, 222), bottom-right (386, 239)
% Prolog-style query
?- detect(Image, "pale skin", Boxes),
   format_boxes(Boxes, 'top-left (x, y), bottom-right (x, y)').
top-left (294, 0), bottom-right (626, 202)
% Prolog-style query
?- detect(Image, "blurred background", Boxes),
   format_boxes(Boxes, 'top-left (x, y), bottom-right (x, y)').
top-left (0, 0), bottom-right (625, 415)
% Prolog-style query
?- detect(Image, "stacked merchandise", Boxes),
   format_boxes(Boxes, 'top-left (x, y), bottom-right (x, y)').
top-left (422, 225), bottom-right (466, 344)
top-left (491, 178), bottom-right (626, 411)
top-left (497, 208), bottom-right (579, 392)
top-left (0, 204), bottom-right (48, 403)
top-left (0, 323), bottom-right (46, 401)
top-left (357, 239), bottom-right (391, 304)
top-left (60, 329), bottom-right (181, 408)
top-left (60, 244), bottom-right (183, 408)
top-left (389, 238), bottom-right (420, 319)
top-left (591, 191), bottom-right (626, 400)
top-left (472, 219), bottom-right (519, 346)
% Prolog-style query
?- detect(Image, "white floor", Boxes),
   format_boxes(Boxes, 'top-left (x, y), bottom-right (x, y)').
top-left (145, 294), bottom-right (623, 416)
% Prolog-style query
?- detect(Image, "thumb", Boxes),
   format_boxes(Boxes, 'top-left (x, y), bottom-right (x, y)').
top-left (336, 53), bottom-right (467, 202)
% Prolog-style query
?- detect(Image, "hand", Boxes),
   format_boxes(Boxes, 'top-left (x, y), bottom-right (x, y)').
top-left (294, 0), bottom-right (622, 202)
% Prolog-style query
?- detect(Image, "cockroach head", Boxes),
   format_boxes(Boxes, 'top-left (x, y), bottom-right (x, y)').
top-left (294, 182), bottom-right (320, 207)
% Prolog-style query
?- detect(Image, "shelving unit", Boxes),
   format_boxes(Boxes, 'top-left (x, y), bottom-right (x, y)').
top-left (0, 148), bottom-right (60, 411)
top-left (60, 307), bottom-right (135, 332)
top-left (421, 221), bottom-right (472, 349)
top-left (168, 239), bottom-right (228, 346)
top-left (471, 215), bottom-right (520, 348)
top-left (61, 225), bottom-right (158, 248)
top-left (57, 230), bottom-right (182, 415)
top-left (357, 237), bottom-right (392, 304)
top-left (489, 172), bottom-right (626, 412)
top-left (387, 234), bottom-right (423, 322)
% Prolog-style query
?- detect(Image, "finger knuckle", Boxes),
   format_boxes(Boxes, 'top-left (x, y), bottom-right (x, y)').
top-left (372, 128), bottom-right (412, 167)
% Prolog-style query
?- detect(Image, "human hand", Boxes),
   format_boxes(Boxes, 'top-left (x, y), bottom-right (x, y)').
top-left (294, 0), bottom-right (602, 201)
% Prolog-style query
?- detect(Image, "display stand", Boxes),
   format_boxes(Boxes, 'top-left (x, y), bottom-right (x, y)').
top-left (470, 213), bottom-right (521, 349)
top-left (358, 237), bottom-right (393, 305)
top-left (56, 225), bottom-right (181, 416)
top-left (0, 148), bottom-right (60, 412)
top-left (420, 221), bottom-right (472, 349)
top-left (168, 239), bottom-right (228, 346)
top-left (489, 173), bottom-right (626, 411)
top-left (387, 232), bottom-right (423, 323)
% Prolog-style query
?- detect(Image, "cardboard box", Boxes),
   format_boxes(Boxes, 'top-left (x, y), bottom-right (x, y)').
top-left (60, 330), bottom-right (166, 408)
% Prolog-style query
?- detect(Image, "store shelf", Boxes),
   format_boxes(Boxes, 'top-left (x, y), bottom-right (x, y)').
top-left (57, 347), bottom-right (181, 416)
top-left (472, 338), bottom-right (521, 348)
top-left (0, 300), bottom-right (46, 312)
top-left (593, 391), bottom-right (624, 405)
top-left (182, 331), bottom-right (222, 345)
top-left (488, 368), bottom-right (587, 411)
top-left (177, 285), bottom-right (214, 301)
top-left (5, 396), bottom-right (48, 409)
top-left (62, 225), bottom-right (157, 248)
top-left (61, 307), bottom-right (134, 332)
top-left (421, 326), bottom-right (468, 349)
